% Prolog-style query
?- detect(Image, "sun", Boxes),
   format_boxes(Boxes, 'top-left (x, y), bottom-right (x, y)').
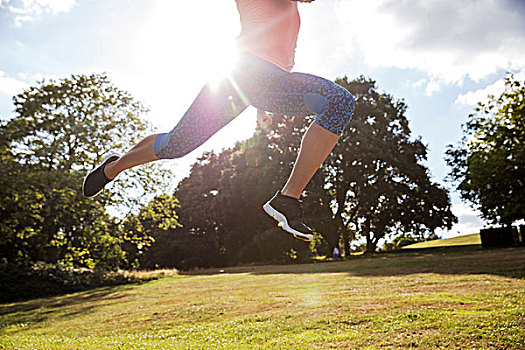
top-left (134, 2), bottom-right (240, 87)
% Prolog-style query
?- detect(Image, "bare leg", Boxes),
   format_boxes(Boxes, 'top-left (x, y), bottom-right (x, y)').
top-left (104, 134), bottom-right (160, 179)
top-left (281, 122), bottom-right (339, 199)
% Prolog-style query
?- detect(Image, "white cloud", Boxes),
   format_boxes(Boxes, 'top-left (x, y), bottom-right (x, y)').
top-left (455, 71), bottom-right (525, 106)
top-left (413, 79), bottom-right (426, 89)
top-left (17, 72), bottom-right (43, 81)
top-left (336, 0), bottom-right (525, 85)
top-left (425, 80), bottom-right (440, 96)
top-left (455, 79), bottom-right (505, 106)
top-left (0, 71), bottom-right (28, 96)
top-left (1, 0), bottom-right (76, 26)
top-left (411, 78), bottom-right (442, 96)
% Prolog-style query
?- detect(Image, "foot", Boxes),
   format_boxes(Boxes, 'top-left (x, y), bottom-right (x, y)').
top-left (263, 191), bottom-right (314, 242)
top-left (82, 153), bottom-right (120, 197)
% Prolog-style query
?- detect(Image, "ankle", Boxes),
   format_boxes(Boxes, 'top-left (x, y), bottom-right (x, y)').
top-left (280, 189), bottom-right (300, 200)
top-left (103, 161), bottom-right (117, 180)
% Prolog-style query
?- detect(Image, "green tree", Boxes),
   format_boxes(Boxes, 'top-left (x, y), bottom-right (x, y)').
top-left (123, 194), bottom-right (182, 268)
top-left (318, 76), bottom-right (456, 253)
top-left (446, 74), bottom-right (525, 226)
top-left (0, 73), bottom-right (169, 268)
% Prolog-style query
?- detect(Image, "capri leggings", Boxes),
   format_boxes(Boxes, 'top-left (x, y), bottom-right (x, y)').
top-left (154, 52), bottom-right (355, 159)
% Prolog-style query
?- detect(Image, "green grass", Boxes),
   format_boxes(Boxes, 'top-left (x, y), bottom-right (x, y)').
top-left (1, 246), bottom-right (524, 349)
top-left (402, 233), bottom-right (482, 249)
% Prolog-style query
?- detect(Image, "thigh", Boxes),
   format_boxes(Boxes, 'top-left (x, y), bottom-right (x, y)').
top-left (243, 65), bottom-right (355, 135)
top-left (156, 78), bottom-right (247, 159)
top-left (249, 70), bottom-right (343, 117)
top-left (173, 78), bottom-right (247, 136)
top-left (269, 73), bottom-right (335, 116)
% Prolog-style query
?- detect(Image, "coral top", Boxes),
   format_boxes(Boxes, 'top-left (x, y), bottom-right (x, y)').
top-left (236, 0), bottom-right (300, 72)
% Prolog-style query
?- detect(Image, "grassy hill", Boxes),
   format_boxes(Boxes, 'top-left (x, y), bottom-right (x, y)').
top-left (402, 233), bottom-right (481, 249)
top-left (1, 246), bottom-right (524, 349)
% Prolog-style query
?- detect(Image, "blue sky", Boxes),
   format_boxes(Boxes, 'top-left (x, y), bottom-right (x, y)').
top-left (1, 0), bottom-right (524, 238)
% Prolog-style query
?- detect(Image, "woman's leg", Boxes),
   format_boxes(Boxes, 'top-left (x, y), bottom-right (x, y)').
top-left (103, 134), bottom-right (159, 179)
top-left (83, 77), bottom-right (247, 197)
top-left (250, 70), bottom-right (355, 198)
top-left (247, 64), bottom-right (354, 240)
top-left (104, 78), bottom-right (247, 179)
top-left (281, 122), bottom-right (339, 198)
top-left (261, 122), bottom-right (341, 241)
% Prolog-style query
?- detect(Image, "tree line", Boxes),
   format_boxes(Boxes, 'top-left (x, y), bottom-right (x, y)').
top-left (1, 73), bottom-right (522, 271)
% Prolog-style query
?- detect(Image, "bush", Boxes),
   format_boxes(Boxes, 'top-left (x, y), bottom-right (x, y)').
top-left (0, 262), bottom-right (138, 302)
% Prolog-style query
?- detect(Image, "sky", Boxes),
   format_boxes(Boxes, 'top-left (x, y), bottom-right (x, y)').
top-left (1, 0), bottom-right (524, 238)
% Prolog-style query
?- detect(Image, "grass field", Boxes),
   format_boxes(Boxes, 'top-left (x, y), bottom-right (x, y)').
top-left (402, 233), bottom-right (482, 249)
top-left (1, 246), bottom-right (524, 349)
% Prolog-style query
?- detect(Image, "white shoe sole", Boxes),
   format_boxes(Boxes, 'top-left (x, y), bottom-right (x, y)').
top-left (263, 202), bottom-right (314, 242)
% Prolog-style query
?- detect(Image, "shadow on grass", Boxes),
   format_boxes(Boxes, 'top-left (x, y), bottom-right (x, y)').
top-left (0, 285), bottom-right (133, 331)
top-left (181, 246), bottom-right (525, 280)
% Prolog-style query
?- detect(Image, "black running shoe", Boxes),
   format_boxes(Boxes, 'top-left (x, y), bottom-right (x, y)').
top-left (263, 191), bottom-right (314, 242)
top-left (82, 153), bottom-right (120, 197)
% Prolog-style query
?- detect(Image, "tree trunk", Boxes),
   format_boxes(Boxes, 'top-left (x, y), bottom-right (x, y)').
top-left (334, 186), bottom-right (349, 257)
top-left (364, 218), bottom-right (376, 253)
top-left (341, 228), bottom-right (350, 258)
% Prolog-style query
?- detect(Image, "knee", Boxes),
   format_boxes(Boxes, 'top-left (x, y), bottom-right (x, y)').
top-left (154, 133), bottom-right (189, 160)
top-left (330, 88), bottom-right (354, 128)
top-left (323, 88), bottom-right (355, 136)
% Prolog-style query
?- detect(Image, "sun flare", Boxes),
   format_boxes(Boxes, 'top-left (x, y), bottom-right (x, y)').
top-left (135, 2), bottom-right (240, 87)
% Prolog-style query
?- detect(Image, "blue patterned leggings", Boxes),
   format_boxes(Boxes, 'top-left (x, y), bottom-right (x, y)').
top-left (154, 52), bottom-right (355, 159)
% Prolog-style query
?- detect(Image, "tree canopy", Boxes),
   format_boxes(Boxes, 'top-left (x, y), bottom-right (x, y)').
top-left (1, 73), bottom-right (457, 271)
top-left (446, 74), bottom-right (525, 226)
top-left (0, 74), bottom-right (171, 269)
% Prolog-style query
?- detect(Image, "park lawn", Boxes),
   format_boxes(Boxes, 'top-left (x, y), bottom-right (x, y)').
top-left (0, 247), bottom-right (524, 349)
top-left (402, 233), bottom-right (481, 249)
